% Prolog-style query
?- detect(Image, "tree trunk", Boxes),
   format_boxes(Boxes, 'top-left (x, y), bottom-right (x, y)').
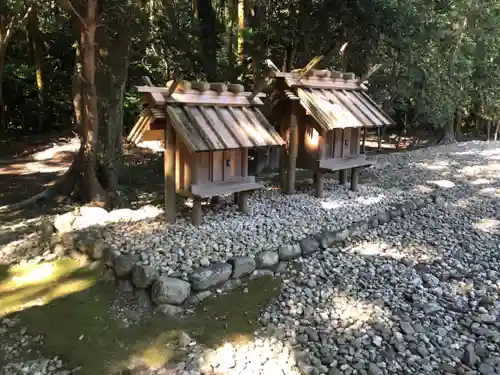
top-left (27, 6), bottom-right (45, 132)
top-left (441, 108), bottom-right (459, 144)
top-left (80, 0), bottom-right (108, 205)
top-left (96, 9), bottom-right (134, 207)
top-left (0, 50), bottom-right (4, 135)
top-left (195, 0), bottom-right (219, 80)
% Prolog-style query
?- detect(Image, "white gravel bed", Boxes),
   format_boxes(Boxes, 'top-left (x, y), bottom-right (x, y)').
top-left (110, 141), bottom-right (500, 280)
top-left (109, 182), bottom-right (413, 278)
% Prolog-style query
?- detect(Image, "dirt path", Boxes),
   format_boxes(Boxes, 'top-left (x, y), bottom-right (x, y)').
top-left (0, 134), bottom-right (79, 207)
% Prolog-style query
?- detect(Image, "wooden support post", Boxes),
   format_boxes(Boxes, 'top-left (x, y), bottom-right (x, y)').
top-left (164, 121), bottom-right (176, 222)
top-left (287, 103), bottom-right (299, 194)
top-left (351, 167), bottom-right (360, 191)
top-left (377, 126), bottom-right (382, 152)
top-left (339, 169), bottom-right (348, 185)
top-left (233, 192), bottom-right (239, 205)
top-left (210, 196), bottom-right (221, 205)
top-left (238, 191), bottom-right (249, 213)
top-left (315, 170), bottom-right (325, 198)
top-left (192, 197), bottom-right (202, 225)
top-left (362, 127), bottom-right (367, 154)
top-left (279, 118), bottom-right (288, 192)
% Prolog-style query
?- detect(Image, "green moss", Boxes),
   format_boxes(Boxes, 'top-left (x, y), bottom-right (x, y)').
top-left (0, 258), bottom-right (282, 375)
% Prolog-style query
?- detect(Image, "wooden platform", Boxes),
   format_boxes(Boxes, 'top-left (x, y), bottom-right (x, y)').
top-left (190, 177), bottom-right (263, 198)
top-left (319, 155), bottom-right (372, 171)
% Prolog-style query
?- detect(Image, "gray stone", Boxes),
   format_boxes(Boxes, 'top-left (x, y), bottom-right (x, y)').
top-left (298, 362), bottom-right (319, 375)
top-left (304, 327), bottom-right (319, 342)
top-left (132, 264), bottom-right (158, 288)
top-left (478, 364), bottom-right (495, 375)
top-left (255, 251), bottom-right (279, 268)
top-left (335, 229), bottom-right (350, 242)
top-left (278, 244), bottom-right (302, 261)
top-left (151, 277), bottom-right (191, 305)
top-left (400, 321), bottom-right (415, 335)
top-left (300, 236), bottom-right (320, 255)
top-left (189, 263), bottom-right (232, 290)
top-left (275, 261), bottom-right (288, 273)
top-left (422, 302), bottom-right (443, 314)
top-left (155, 304), bottom-right (184, 318)
top-left (114, 254), bottom-right (139, 278)
top-left (228, 257), bottom-right (256, 279)
top-left (187, 290), bottom-right (212, 305)
top-left (319, 230), bottom-right (336, 249)
top-left (220, 278), bottom-right (243, 292)
top-left (367, 363), bottom-right (383, 375)
top-left (377, 211), bottom-right (391, 224)
top-left (462, 344), bottom-right (477, 367)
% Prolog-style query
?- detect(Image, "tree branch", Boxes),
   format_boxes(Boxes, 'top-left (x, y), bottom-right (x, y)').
top-left (64, 0), bottom-right (86, 27)
top-left (4, 3), bottom-right (36, 46)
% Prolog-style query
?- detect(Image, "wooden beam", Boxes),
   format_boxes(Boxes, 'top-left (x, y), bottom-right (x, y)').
top-left (279, 115), bottom-right (288, 192)
top-left (238, 191), bottom-right (249, 213)
top-left (164, 120), bottom-right (176, 223)
top-left (339, 169), bottom-right (347, 186)
top-left (351, 167), bottom-right (360, 191)
top-left (315, 170), bottom-right (325, 198)
top-left (192, 197), bottom-right (202, 225)
top-left (142, 129), bottom-right (165, 141)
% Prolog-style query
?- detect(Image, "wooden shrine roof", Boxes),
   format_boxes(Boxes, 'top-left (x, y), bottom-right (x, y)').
top-left (133, 81), bottom-right (285, 152)
top-left (273, 69), bottom-right (395, 129)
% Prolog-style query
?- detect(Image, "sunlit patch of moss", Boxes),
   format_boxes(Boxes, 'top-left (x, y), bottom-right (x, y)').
top-left (0, 258), bottom-right (98, 317)
top-left (0, 258), bottom-right (282, 375)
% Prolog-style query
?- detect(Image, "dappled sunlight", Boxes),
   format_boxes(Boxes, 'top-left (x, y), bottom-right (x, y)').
top-left (327, 294), bottom-right (393, 332)
top-left (121, 331), bottom-right (181, 372)
top-left (0, 258), bottom-right (97, 317)
top-left (469, 178), bottom-right (493, 186)
top-left (321, 193), bottom-right (384, 211)
top-left (418, 160), bottom-right (451, 171)
top-left (474, 218), bottom-right (500, 234)
top-left (349, 239), bottom-right (438, 263)
top-left (199, 335), bottom-right (299, 375)
top-left (428, 179), bottom-right (456, 189)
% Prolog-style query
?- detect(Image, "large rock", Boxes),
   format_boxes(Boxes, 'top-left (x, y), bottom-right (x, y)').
top-left (132, 264), bottom-right (158, 288)
top-left (462, 344), bottom-right (478, 367)
top-left (73, 206), bottom-right (110, 229)
top-left (300, 236), bottom-right (320, 255)
top-left (114, 254), bottom-right (139, 278)
top-left (53, 212), bottom-right (77, 233)
top-left (189, 263), bottom-right (232, 291)
top-left (319, 231), bottom-right (336, 249)
top-left (151, 276), bottom-right (191, 305)
top-left (255, 251), bottom-right (279, 269)
top-left (228, 257), bottom-right (256, 279)
top-left (278, 244), bottom-right (302, 261)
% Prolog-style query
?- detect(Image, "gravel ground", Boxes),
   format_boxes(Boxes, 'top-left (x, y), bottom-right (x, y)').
top-left (108, 141), bottom-right (500, 281)
top-left (2, 141), bottom-right (500, 374)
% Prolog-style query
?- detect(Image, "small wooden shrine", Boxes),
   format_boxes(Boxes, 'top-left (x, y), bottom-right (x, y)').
top-left (269, 69), bottom-right (394, 197)
top-left (128, 80), bottom-right (285, 225)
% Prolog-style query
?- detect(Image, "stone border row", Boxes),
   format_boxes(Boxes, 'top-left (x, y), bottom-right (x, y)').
top-left (66, 194), bottom-right (441, 315)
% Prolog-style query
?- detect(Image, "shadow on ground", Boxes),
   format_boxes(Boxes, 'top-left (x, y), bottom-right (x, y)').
top-left (0, 258), bottom-right (282, 375)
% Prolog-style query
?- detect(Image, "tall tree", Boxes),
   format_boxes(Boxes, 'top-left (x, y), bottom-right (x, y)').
top-left (0, 0), bottom-right (36, 134)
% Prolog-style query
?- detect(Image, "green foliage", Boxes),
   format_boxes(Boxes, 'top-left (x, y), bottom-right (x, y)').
top-left (3, 0), bottom-right (500, 134)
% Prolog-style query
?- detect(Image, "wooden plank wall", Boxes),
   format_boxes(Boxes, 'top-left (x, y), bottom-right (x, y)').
top-left (175, 139), bottom-right (193, 191)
